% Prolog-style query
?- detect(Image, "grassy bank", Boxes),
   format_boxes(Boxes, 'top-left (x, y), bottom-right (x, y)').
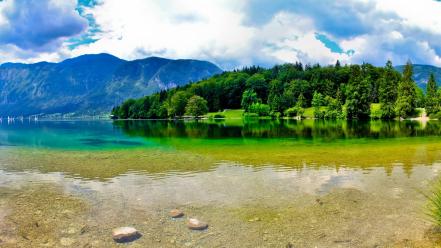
top-left (205, 109), bottom-right (245, 119)
top-left (205, 105), bottom-right (427, 120)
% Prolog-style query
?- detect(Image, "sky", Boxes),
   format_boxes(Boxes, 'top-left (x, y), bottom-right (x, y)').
top-left (0, 0), bottom-right (441, 70)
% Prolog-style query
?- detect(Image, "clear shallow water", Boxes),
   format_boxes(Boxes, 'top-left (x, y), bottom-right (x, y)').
top-left (0, 120), bottom-right (153, 150)
top-left (1, 119), bottom-right (441, 247)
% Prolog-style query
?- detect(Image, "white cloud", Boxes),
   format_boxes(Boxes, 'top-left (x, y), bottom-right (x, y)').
top-left (334, 0), bottom-right (441, 66)
top-left (0, 0), bottom-right (12, 26)
top-left (257, 12), bottom-right (352, 65)
top-left (1, 0), bottom-right (441, 68)
top-left (71, 0), bottom-right (441, 68)
top-left (376, 0), bottom-right (441, 35)
top-left (71, 0), bottom-right (359, 68)
top-left (70, 0), bottom-right (257, 68)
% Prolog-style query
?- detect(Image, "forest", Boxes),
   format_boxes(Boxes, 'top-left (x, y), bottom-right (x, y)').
top-left (111, 60), bottom-right (440, 120)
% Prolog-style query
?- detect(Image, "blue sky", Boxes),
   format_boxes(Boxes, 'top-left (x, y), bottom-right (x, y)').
top-left (0, 0), bottom-right (441, 69)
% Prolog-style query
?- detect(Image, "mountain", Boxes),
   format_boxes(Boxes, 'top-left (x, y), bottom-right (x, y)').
top-left (394, 64), bottom-right (441, 89)
top-left (0, 54), bottom-right (222, 116)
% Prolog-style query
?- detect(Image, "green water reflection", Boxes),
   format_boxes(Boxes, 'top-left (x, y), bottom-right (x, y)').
top-left (113, 119), bottom-right (440, 140)
top-left (0, 119), bottom-right (440, 151)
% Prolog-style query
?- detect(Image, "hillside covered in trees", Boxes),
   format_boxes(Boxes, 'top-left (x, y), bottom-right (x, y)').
top-left (112, 61), bottom-right (441, 120)
top-left (395, 64), bottom-right (441, 89)
top-left (0, 54), bottom-right (222, 116)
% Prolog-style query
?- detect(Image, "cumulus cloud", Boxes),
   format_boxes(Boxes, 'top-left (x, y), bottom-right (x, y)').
top-left (70, 0), bottom-right (257, 69)
top-left (69, 0), bottom-right (357, 68)
top-left (244, 0), bottom-right (394, 38)
top-left (68, 0), bottom-right (441, 68)
top-left (1, 0), bottom-right (441, 69)
top-left (0, 0), bottom-right (87, 52)
top-left (255, 12), bottom-right (353, 66)
top-left (339, 0), bottom-right (441, 66)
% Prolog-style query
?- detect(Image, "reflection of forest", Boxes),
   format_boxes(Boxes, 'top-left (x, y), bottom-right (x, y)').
top-left (113, 119), bottom-right (439, 140)
top-left (0, 137), bottom-right (439, 180)
top-left (0, 120), bottom-right (439, 181)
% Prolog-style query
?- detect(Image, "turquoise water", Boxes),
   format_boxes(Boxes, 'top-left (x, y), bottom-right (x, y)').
top-left (0, 120), bottom-right (152, 149)
top-left (0, 119), bottom-right (439, 150)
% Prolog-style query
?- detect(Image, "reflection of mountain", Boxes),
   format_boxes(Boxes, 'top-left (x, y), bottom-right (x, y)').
top-left (0, 54), bottom-right (222, 116)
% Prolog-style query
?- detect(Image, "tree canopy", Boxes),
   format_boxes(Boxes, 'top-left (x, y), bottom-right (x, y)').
top-left (425, 73), bottom-right (439, 115)
top-left (112, 60), bottom-right (437, 120)
top-left (185, 95), bottom-right (209, 117)
top-left (395, 61), bottom-right (417, 118)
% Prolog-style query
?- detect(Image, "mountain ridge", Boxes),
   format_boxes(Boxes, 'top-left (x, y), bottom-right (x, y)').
top-left (394, 64), bottom-right (441, 89)
top-left (0, 53), bottom-right (223, 116)
top-left (1, 56), bottom-right (438, 117)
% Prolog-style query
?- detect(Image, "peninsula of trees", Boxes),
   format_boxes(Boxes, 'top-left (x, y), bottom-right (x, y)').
top-left (111, 61), bottom-right (440, 120)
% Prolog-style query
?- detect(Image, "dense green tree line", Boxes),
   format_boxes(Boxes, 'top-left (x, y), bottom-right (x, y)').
top-left (112, 60), bottom-right (439, 120)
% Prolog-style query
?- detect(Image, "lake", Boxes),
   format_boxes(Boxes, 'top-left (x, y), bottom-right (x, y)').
top-left (0, 119), bottom-right (441, 247)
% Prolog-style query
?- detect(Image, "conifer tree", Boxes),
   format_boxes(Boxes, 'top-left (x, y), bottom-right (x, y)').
top-left (345, 65), bottom-right (371, 119)
top-left (395, 61), bottom-right (417, 118)
top-left (378, 60), bottom-right (399, 119)
top-left (425, 73), bottom-right (439, 115)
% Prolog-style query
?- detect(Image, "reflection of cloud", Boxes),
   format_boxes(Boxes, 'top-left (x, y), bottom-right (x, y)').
top-left (2, 162), bottom-right (440, 210)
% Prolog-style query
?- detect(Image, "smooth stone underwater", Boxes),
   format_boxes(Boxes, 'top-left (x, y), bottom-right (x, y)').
top-left (187, 218), bottom-right (208, 230)
top-left (111, 227), bottom-right (141, 243)
top-left (169, 209), bottom-right (184, 218)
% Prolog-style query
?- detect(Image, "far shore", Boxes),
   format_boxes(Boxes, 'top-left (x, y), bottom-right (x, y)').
top-left (2, 108), bottom-right (435, 122)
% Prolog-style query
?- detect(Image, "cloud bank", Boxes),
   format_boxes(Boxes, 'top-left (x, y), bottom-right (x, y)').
top-left (0, 0), bottom-right (87, 61)
top-left (1, 0), bottom-right (441, 69)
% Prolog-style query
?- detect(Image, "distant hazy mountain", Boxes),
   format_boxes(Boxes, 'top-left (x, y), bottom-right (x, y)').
top-left (394, 64), bottom-right (441, 89)
top-left (0, 54), bottom-right (222, 116)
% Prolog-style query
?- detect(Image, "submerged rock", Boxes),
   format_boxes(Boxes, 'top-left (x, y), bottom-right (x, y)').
top-left (316, 198), bottom-right (323, 205)
top-left (187, 218), bottom-right (208, 230)
top-left (66, 226), bottom-right (78, 234)
top-left (60, 237), bottom-right (75, 246)
top-left (169, 209), bottom-right (184, 218)
top-left (248, 217), bottom-right (261, 222)
top-left (112, 227), bottom-right (141, 243)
